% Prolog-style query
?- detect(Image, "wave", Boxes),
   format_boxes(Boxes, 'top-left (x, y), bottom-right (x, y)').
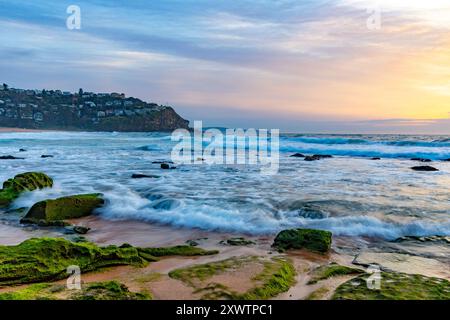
top-left (97, 190), bottom-right (450, 240)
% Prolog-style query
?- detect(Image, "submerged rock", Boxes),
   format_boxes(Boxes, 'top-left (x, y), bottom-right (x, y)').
top-left (0, 155), bottom-right (24, 160)
top-left (219, 237), bottom-right (255, 246)
top-left (290, 153), bottom-right (305, 158)
top-left (411, 158), bottom-right (432, 162)
top-left (304, 155), bottom-right (321, 161)
top-left (371, 157), bottom-right (381, 160)
top-left (411, 166), bottom-right (439, 172)
top-left (131, 173), bottom-right (160, 179)
top-left (313, 154), bottom-right (333, 159)
top-left (21, 193), bottom-right (105, 226)
top-left (41, 155), bottom-right (54, 158)
top-left (19, 149), bottom-right (26, 152)
top-left (273, 228), bottom-right (332, 253)
top-left (0, 237), bottom-right (217, 286)
top-left (0, 172), bottom-right (53, 207)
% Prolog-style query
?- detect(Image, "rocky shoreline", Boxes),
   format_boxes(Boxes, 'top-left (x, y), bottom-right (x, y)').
top-left (0, 171), bottom-right (449, 300)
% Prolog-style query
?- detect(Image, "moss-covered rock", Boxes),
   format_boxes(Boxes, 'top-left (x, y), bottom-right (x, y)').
top-left (308, 263), bottom-right (364, 284)
top-left (333, 271), bottom-right (450, 300)
top-left (20, 193), bottom-right (104, 226)
top-left (219, 237), bottom-right (255, 246)
top-left (272, 228), bottom-right (332, 253)
top-left (0, 172), bottom-right (53, 207)
top-left (0, 281), bottom-right (151, 300)
top-left (0, 237), bottom-right (218, 286)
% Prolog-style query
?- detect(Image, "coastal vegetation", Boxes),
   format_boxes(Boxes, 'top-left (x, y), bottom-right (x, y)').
top-left (333, 271), bottom-right (450, 300)
top-left (20, 193), bottom-right (105, 226)
top-left (169, 256), bottom-right (296, 300)
top-left (273, 228), bottom-right (332, 253)
top-left (0, 238), bottom-right (217, 286)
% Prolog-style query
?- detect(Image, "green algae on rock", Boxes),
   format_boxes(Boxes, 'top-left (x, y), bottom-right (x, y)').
top-left (0, 281), bottom-right (151, 300)
top-left (332, 271), bottom-right (450, 300)
top-left (0, 237), bottom-right (218, 286)
top-left (0, 172), bottom-right (53, 207)
top-left (20, 193), bottom-right (104, 226)
top-left (308, 263), bottom-right (364, 284)
top-left (272, 228), bottom-right (332, 253)
top-left (169, 256), bottom-right (296, 300)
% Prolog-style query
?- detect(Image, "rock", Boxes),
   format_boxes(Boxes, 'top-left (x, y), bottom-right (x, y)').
top-left (411, 166), bottom-right (439, 172)
top-left (152, 161), bottom-right (174, 164)
top-left (219, 237), bottom-right (255, 246)
top-left (371, 157), bottom-right (381, 160)
top-left (443, 158), bottom-right (450, 162)
top-left (304, 155), bottom-right (321, 161)
top-left (411, 158), bottom-right (432, 162)
top-left (19, 149), bottom-right (26, 152)
top-left (186, 240), bottom-right (199, 246)
top-left (41, 155), bottom-right (54, 158)
top-left (0, 155), bottom-right (24, 160)
top-left (290, 153), bottom-right (305, 158)
top-left (20, 193), bottom-right (105, 226)
top-left (393, 235), bottom-right (450, 244)
top-left (0, 172), bottom-right (53, 207)
top-left (131, 174), bottom-right (160, 179)
top-left (272, 228), bottom-right (332, 253)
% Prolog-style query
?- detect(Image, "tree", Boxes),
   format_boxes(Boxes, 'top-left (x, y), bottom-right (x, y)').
top-left (78, 88), bottom-right (83, 96)
top-left (2, 83), bottom-right (8, 91)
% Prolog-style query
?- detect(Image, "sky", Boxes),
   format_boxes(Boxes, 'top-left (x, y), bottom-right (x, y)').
top-left (0, 0), bottom-right (449, 134)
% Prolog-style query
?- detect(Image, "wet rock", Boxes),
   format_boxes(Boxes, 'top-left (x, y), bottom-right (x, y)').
top-left (64, 225), bottom-right (91, 235)
top-left (393, 235), bottom-right (450, 244)
top-left (131, 173), bottom-right (160, 179)
top-left (304, 155), bottom-right (321, 161)
top-left (21, 193), bottom-right (104, 226)
top-left (371, 157), bottom-right (381, 160)
top-left (411, 158), bottom-right (432, 162)
top-left (219, 237), bottom-right (255, 246)
top-left (0, 172), bottom-right (53, 207)
top-left (0, 155), bottom-right (24, 160)
top-left (41, 155), bottom-right (54, 158)
top-left (411, 166), bottom-right (439, 172)
top-left (313, 154), bottom-right (333, 159)
top-left (273, 228), bottom-right (332, 253)
top-left (19, 149), bottom-right (26, 152)
top-left (290, 153), bottom-right (305, 158)
top-left (152, 160), bottom-right (174, 164)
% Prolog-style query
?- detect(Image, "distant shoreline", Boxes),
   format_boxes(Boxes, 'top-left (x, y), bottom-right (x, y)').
top-left (0, 127), bottom-right (56, 132)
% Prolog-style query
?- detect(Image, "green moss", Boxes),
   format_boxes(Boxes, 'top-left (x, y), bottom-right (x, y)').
top-left (20, 193), bottom-right (104, 226)
top-left (238, 258), bottom-right (296, 300)
top-left (219, 237), bottom-right (255, 246)
top-left (0, 238), bottom-right (218, 286)
top-left (273, 228), bottom-right (332, 253)
top-left (332, 271), bottom-right (450, 300)
top-left (0, 172), bottom-right (53, 207)
top-left (169, 256), bottom-right (296, 300)
top-left (74, 281), bottom-right (151, 300)
top-left (308, 263), bottom-right (364, 284)
top-left (169, 256), bottom-right (253, 286)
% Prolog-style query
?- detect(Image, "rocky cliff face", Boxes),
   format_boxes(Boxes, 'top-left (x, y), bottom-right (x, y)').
top-left (0, 86), bottom-right (189, 132)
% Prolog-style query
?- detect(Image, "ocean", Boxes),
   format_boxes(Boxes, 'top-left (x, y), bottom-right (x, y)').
top-left (0, 131), bottom-right (449, 240)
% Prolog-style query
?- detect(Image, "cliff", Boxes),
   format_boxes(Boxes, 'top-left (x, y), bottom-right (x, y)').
top-left (0, 85), bottom-right (189, 132)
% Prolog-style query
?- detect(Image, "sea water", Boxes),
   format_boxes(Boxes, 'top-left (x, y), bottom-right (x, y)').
top-left (0, 131), bottom-right (449, 240)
